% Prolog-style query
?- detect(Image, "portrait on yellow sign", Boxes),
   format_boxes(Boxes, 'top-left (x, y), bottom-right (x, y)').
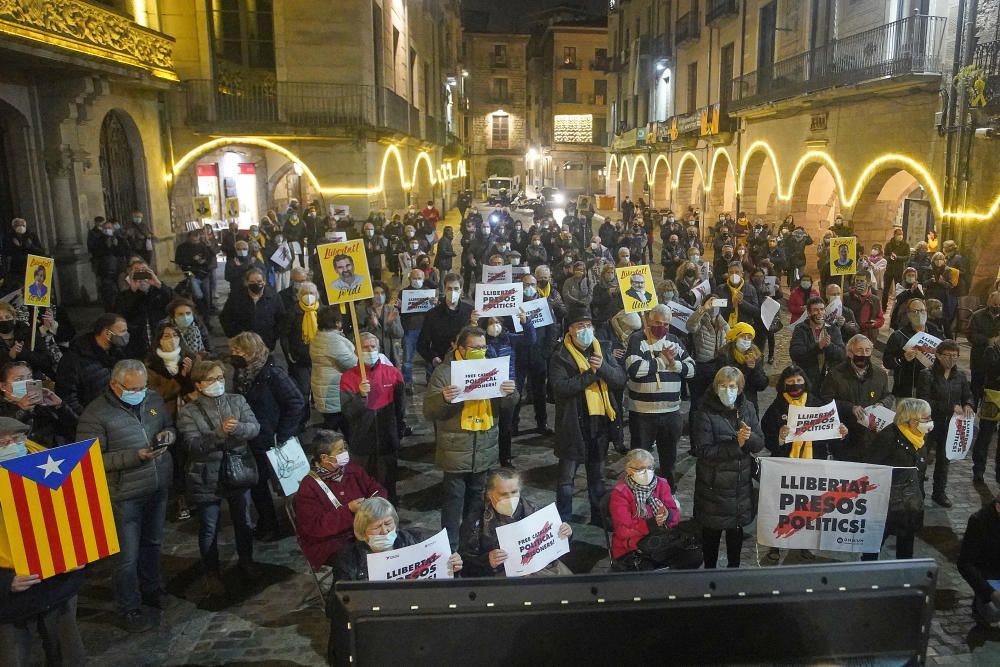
top-left (224, 196), bottom-right (240, 218)
top-left (616, 264), bottom-right (658, 313)
top-left (317, 240), bottom-right (374, 305)
top-left (193, 196), bottom-right (212, 219)
top-left (830, 237), bottom-right (857, 276)
top-left (23, 254), bottom-right (54, 308)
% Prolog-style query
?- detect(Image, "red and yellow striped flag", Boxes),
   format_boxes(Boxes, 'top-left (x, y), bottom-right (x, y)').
top-left (0, 438), bottom-right (119, 578)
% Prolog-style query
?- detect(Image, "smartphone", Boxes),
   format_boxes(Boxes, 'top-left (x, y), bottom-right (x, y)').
top-left (25, 380), bottom-right (42, 395)
top-left (132, 271), bottom-right (152, 280)
top-left (152, 432), bottom-right (171, 449)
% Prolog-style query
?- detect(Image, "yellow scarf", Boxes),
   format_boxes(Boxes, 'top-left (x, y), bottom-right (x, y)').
top-left (898, 424), bottom-right (925, 449)
top-left (538, 281), bottom-right (551, 298)
top-left (562, 334), bottom-right (617, 420)
top-left (299, 296), bottom-right (319, 344)
top-left (727, 280), bottom-right (745, 327)
top-left (784, 392), bottom-right (812, 459)
top-left (454, 348), bottom-right (494, 431)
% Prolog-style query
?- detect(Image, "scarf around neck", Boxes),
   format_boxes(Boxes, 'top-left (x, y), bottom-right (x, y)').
top-left (155, 346), bottom-right (182, 375)
top-left (727, 280), bottom-right (745, 327)
top-left (235, 355), bottom-right (268, 395)
top-left (898, 423), bottom-right (925, 449)
top-left (783, 392), bottom-right (812, 458)
top-left (176, 320), bottom-right (205, 354)
top-left (562, 334), bottom-right (616, 421)
top-left (626, 473), bottom-right (659, 518)
top-left (299, 296), bottom-right (319, 344)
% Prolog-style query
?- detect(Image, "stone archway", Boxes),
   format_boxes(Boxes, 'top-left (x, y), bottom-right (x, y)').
top-left (850, 167), bottom-right (930, 254)
top-left (630, 156), bottom-right (649, 205)
top-left (651, 156), bottom-right (670, 209)
top-left (0, 99), bottom-right (39, 233)
top-left (99, 110), bottom-right (149, 225)
top-left (708, 151), bottom-right (736, 220)
top-left (788, 163), bottom-right (841, 243)
top-left (673, 154), bottom-right (702, 213)
top-left (740, 149), bottom-right (778, 226)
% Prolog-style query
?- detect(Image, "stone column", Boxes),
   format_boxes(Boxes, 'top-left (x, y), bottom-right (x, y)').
top-left (46, 146), bottom-right (97, 304)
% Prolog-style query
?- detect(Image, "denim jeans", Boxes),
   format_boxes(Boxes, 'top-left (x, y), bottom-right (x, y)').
top-left (556, 458), bottom-right (605, 523)
top-left (111, 486), bottom-right (168, 613)
top-left (0, 596), bottom-right (85, 667)
top-left (197, 490), bottom-right (254, 572)
top-left (402, 328), bottom-right (421, 384)
top-left (440, 471), bottom-right (486, 549)
top-left (249, 448), bottom-right (279, 534)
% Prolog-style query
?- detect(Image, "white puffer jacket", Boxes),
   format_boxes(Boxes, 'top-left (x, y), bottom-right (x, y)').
top-left (308, 329), bottom-right (358, 414)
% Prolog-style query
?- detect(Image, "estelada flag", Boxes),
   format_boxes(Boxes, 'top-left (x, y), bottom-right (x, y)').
top-left (0, 438), bottom-right (119, 578)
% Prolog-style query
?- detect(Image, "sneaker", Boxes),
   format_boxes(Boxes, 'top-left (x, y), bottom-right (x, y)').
top-left (932, 492), bottom-right (953, 508)
top-left (122, 609), bottom-right (154, 633)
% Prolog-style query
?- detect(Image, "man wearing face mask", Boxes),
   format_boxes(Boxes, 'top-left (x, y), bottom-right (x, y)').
top-left (713, 244), bottom-right (735, 284)
top-left (884, 298), bottom-right (943, 398)
top-left (883, 225), bottom-right (912, 310)
top-left (55, 313), bottom-right (130, 416)
top-left (224, 239), bottom-right (265, 285)
top-left (790, 297), bottom-right (846, 390)
top-left (820, 334), bottom-right (894, 461)
top-left (220, 268), bottom-right (287, 351)
top-left (843, 274), bottom-right (885, 344)
top-left (340, 334), bottom-right (405, 504)
top-left (513, 272), bottom-right (560, 435)
top-left (400, 268), bottom-right (433, 388)
top-left (360, 222), bottom-right (387, 282)
top-left (782, 227), bottom-right (813, 288)
top-left (114, 262), bottom-right (174, 360)
top-left (76, 360), bottom-right (175, 631)
top-left (585, 236), bottom-right (614, 265)
top-left (713, 263), bottom-right (761, 329)
top-left (417, 273), bottom-right (475, 378)
top-left (549, 306), bottom-right (626, 524)
top-left (460, 468), bottom-right (573, 576)
top-left (424, 326), bottom-right (518, 548)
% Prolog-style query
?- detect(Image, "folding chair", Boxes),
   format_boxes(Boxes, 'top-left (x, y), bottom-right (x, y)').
top-left (285, 497), bottom-right (336, 611)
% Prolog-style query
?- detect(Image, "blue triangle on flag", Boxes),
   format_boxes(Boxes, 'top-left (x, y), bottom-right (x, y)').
top-left (0, 438), bottom-right (97, 491)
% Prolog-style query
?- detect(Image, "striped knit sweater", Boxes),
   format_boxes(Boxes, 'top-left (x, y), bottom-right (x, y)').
top-left (624, 330), bottom-right (696, 414)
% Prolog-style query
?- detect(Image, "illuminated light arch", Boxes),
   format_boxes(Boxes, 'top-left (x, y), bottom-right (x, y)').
top-left (173, 137), bottom-right (324, 193)
top-left (631, 154), bottom-right (651, 186)
top-left (410, 151), bottom-right (436, 190)
top-left (608, 153), bottom-right (620, 179)
top-left (706, 148), bottom-right (734, 192)
top-left (786, 152), bottom-right (849, 207)
top-left (845, 154), bottom-right (943, 217)
top-left (672, 152), bottom-right (705, 190)
top-left (738, 141), bottom-right (782, 196)
top-left (651, 154), bottom-right (672, 185)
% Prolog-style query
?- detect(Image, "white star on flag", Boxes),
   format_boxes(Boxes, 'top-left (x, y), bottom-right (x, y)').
top-left (37, 455), bottom-right (64, 479)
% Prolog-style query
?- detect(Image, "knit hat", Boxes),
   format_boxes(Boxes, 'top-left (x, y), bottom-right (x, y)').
top-left (0, 417), bottom-right (30, 435)
top-left (726, 321), bottom-right (756, 341)
top-left (567, 305), bottom-right (593, 326)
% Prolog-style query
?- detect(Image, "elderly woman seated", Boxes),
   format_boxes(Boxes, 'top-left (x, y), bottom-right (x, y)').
top-left (334, 497), bottom-right (463, 581)
top-left (292, 430), bottom-right (385, 569)
top-left (609, 449), bottom-right (702, 570)
top-left (460, 468), bottom-right (573, 577)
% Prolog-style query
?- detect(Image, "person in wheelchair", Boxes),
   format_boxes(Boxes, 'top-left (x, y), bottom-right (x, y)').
top-left (608, 449), bottom-right (702, 570)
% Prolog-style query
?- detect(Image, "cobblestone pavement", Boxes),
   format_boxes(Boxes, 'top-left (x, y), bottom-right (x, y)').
top-left (64, 209), bottom-right (1000, 665)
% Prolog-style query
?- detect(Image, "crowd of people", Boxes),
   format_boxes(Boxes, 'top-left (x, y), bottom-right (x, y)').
top-left (4, 194), bottom-right (1000, 664)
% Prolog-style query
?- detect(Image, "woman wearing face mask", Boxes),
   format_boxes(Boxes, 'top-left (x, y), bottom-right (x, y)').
top-left (6, 218), bottom-right (46, 289)
top-left (781, 226), bottom-right (813, 289)
top-left (167, 297), bottom-right (213, 357)
top-left (460, 468), bottom-right (572, 576)
top-left (924, 252), bottom-right (958, 325)
top-left (292, 430), bottom-right (386, 569)
top-left (860, 398), bottom-right (934, 561)
top-left (229, 331), bottom-right (305, 542)
top-left (178, 360), bottom-right (261, 591)
top-left (309, 307), bottom-right (359, 433)
top-left (525, 234), bottom-right (548, 271)
top-left (334, 497), bottom-right (463, 581)
top-left (714, 322), bottom-right (769, 411)
top-left (281, 282), bottom-right (322, 424)
top-left (224, 240), bottom-right (265, 285)
top-left (482, 312), bottom-right (535, 466)
top-left (693, 366), bottom-right (764, 568)
top-left (356, 281), bottom-right (403, 367)
top-left (787, 274), bottom-right (820, 324)
top-left (608, 448), bottom-right (702, 570)
top-left (590, 265), bottom-right (621, 334)
top-left (561, 261), bottom-right (594, 310)
top-left (0, 302), bottom-right (54, 379)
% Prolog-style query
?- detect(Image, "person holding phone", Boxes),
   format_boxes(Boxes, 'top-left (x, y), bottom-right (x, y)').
top-left (114, 262), bottom-right (174, 359)
top-left (0, 361), bottom-right (77, 445)
top-left (0, 303), bottom-right (56, 379)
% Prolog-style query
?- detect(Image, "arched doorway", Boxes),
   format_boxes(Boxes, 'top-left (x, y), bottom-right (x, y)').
top-left (708, 152), bottom-right (736, 220)
top-left (0, 100), bottom-right (37, 230)
top-left (673, 154), bottom-right (703, 213)
top-left (630, 157), bottom-right (649, 205)
top-left (788, 163), bottom-right (842, 245)
top-left (271, 162), bottom-right (322, 214)
top-left (851, 167), bottom-right (931, 255)
top-left (99, 110), bottom-right (147, 223)
top-left (651, 156), bottom-right (670, 208)
top-left (740, 149), bottom-right (778, 226)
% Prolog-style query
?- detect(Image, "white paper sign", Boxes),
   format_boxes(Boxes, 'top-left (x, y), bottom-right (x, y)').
top-left (789, 309), bottom-right (809, 328)
top-left (482, 264), bottom-right (513, 285)
top-left (401, 289), bottom-right (437, 314)
top-left (475, 283), bottom-right (523, 317)
top-left (863, 404), bottom-right (896, 433)
top-left (692, 279), bottom-right (712, 308)
top-left (666, 300), bottom-right (694, 334)
top-left (761, 297), bottom-right (781, 330)
top-left (763, 275), bottom-right (778, 296)
top-left (945, 414), bottom-right (975, 461)
top-left (512, 265), bottom-right (530, 277)
top-left (494, 503), bottom-right (570, 577)
top-left (903, 331), bottom-right (942, 368)
top-left (291, 241), bottom-right (303, 256)
top-left (450, 357), bottom-right (510, 402)
top-left (756, 458), bottom-right (892, 553)
top-left (513, 297), bottom-right (554, 332)
top-left (366, 528), bottom-right (453, 581)
top-left (784, 400), bottom-right (842, 443)
top-left (711, 298), bottom-right (728, 308)
top-left (824, 297), bottom-right (843, 323)
top-left (270, 242), bottom-right (292, 269)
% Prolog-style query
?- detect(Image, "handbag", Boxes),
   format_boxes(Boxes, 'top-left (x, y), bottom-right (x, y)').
top-left (980, 389), bottom-right (1000, 421)
top-left (192, 399), bottom-right (258, 490)
top-left (886, 467), bottom-right (923, 534)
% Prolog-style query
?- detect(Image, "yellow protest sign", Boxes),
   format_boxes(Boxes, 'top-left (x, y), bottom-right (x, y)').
top-left (317, 240), bottom-right (374, 305)
top-left (616, 264), bottom-right (658, 313)
top-left (224, 197), bottom-right (240, 218)
top-left (23, 254), bottom-right (53, 308)
top-left (193, 196), bottom-right (212, 219)
top-left (830, 237), bottom-right (857, 276)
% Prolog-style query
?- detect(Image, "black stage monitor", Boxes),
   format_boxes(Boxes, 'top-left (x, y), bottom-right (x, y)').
top-left (329, 560), bottom-right (937, 666)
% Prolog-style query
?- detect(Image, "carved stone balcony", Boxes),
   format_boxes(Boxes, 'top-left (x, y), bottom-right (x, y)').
top-left (0, 0), bottom-right (176, 81)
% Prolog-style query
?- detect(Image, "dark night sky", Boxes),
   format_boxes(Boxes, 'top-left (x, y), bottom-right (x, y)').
top-left (463, 0), bottom-right (608, 32)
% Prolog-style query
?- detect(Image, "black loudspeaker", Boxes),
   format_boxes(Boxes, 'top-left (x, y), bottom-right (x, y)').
top-left (328, 560), bottom-right (937, 666)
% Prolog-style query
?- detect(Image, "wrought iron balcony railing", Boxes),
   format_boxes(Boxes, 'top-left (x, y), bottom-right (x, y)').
top-left (706, 0), bottom-right (739, 24)
top-left (676, 9), bottom-right (701, 46)
top-left (973, 40), bottom-right (1000, 109)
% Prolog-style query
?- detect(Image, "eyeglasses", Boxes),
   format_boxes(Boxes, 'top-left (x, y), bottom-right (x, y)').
top-left (203, 375), bottom-right (225, 383)
top-left (465, 345), bottom-right (488, 351)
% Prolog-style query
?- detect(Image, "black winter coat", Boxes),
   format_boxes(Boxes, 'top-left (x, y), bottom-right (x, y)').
top-left (958, 504), bottom-right (1000, 601)
top-left (115, 285), bottom-right (174, 359)
top-left (333, 529), bottom-right (426, 581)
top-left (864, 425), bottom-right (926, 535)
top-left (966, 308), bottom-right (1000, 372)
top-left (54, 335), bottom-right (122, 415)
top-left (417, 300), bottom-right (474, 363)
top-left (237, 357), bottom-right (306, 451)
top-left (693, 392), bottom-right (764, 530)
top-left (761, 392), bottom-right (834, 459)
top-left (916, 362), bottom-right (973, 420)
top-left (220, 285), bottom-right (287, 350)
top-left (819, 361), bottom-right (893, 462)
top-left (789, 321), bottom-right (846, 389)
top-left (884, 322), bottom-right (944, 398)
top-left (460, 497), bottom-right (544, 577)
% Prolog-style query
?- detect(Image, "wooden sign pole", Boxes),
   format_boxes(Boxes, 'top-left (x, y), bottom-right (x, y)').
top-left (348, 300), bottom-right (367, 383)
top-left (29, 307), bottom-right (37, 351)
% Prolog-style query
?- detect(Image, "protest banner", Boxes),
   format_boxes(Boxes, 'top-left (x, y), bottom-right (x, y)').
top-left (824, 297), bottom-right (843, 323)
top-left (763, 275), bottom-right (778, 297)
top-left (270, 243), bottom-right (293, 269)
top-left (482, 264), bottom-right (513, 285)
top-left (23, 254), bottom-right (53, 308)
top-left (366, 528), bottom-right (453, 582)
top-left (615, 264), bottom-right (658, 313)
top-left (757, 457), bottom-right (892, 552)
top-left (401, 289), bottom-right (437, 314)
top-left (475, 283), bottom-right (522, 317)
top-left (863, 404), bottom-right (896, 433)
top-left (692, 279), bottom-right (712, 307)
top-left (945, 414), bottom-right (975, 461)
top-left (193, 195), bottom-right (212, 219)
top-left (451, 357), bottom-right (510, 402)
top-left (784, 400), bottom-right (842, 442)
top-left (665, 300), bottom-right (694, 334)
top-left (224, 196), bottom-right (240, 218)
top-left (317, 240), bottom-right (374, 305)
top-left (494, 503), bottom-right (569, 577)
top-left (513, 297), bottom-right (554, 332)
top-left (903, 331), bottom-right (942, 368)
top-left (0, 438), bottom-right (120, 578)
top-left (711, 298), bottom-right (728, 309)
top-left (830, 237), bottom-right (858, 276)
top-left (761, 297), bottom-right (781, 330)
top-left (512, 265), bottom-right (530, 278)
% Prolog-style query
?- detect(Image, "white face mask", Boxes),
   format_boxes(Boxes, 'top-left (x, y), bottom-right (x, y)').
top-left (494, 495), bottom-right (520, 517)
top-left (717, 387), bottom-right (738, 407)
top-left (335, 451), bottom-right (350, 467)
top-left (729, 274), bottom-right (742, 286)
top-left (917, 421), bottom-right (934, 434)
top-left (447, 289), bottom-right (461, 304)
top-left (302, 294), bottom-right (317, 306)
top-left (202, 380), bottom-right (225, 397)
top-left (368, 530), bottom-right (397, 552)
top-left (411, 279), bottom-right (424, 289)
top-left (487, 323), bottom-right (502, 338)
top-left (630, 469), bottom-right (654, 486)
top-left (735, 338), bottom-right (753, 352)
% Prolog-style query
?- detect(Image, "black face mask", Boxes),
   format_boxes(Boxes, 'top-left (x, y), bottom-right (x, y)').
top-left (852, 355), bottom-right (871, 369)
top-left (0, 321), bottom-right (15, 335)
top-left (230, 355), bottom-right (248, 369)
top-left (248, 283), bottom-right (264, 295)
top-left (784, 383), bottom-right (806, 397)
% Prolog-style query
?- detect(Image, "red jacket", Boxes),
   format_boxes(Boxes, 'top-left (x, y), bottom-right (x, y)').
top-left (610, 478), bottom-right (680, 559)
top-left (340, 360), bottom-right (404, 411)
top-left (422, 206), bottom-right (440, 224)
top-left (292, 463), bottom-right (385, 568)
top-left (787, 286), bottom-right (820, 323)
